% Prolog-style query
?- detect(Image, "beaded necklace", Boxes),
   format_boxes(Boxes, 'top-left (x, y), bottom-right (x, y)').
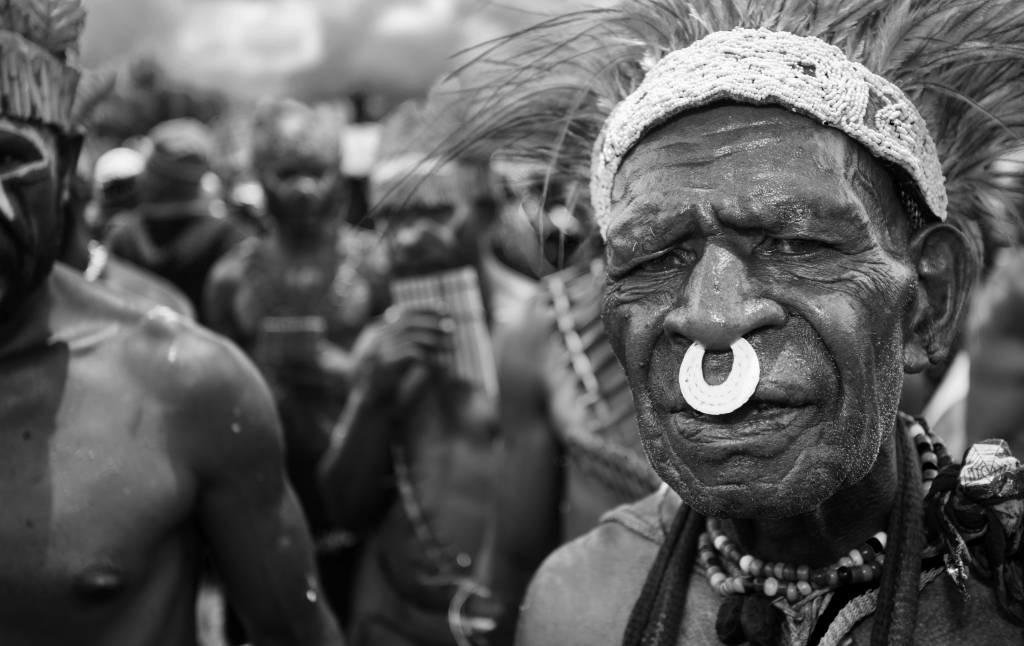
top-left (700, 417), bottom-right (946, 605)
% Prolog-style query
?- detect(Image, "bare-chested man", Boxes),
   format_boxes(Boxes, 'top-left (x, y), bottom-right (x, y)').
top-left (318, 99), bottom-right (533, 646)
top-left (0, 3), bottom-right (343, 644)
top-left (441, 1), bottom-right (1024, 644)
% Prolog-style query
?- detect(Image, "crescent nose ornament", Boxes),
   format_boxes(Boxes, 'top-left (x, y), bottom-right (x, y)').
top-left (678, 338), bottom-right (760, 415)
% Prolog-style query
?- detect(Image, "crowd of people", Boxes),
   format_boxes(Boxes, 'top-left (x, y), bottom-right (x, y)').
top-left (2, 0), bottom-right (1024, 645)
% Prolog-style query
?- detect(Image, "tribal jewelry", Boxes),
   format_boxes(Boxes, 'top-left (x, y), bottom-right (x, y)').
top-left (591, 28), bottom-right (946, 238)
top-left (700, 521), bottom-right (887, 603)
top-left (700, 415), bottom-right (945, 603)
top-left (678, 338), bottom-right (759, 416)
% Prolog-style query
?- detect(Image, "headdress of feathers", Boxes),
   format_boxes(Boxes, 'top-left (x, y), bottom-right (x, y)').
top-left (445, 0), bottom-right (1024, 270)
top-left (0, 0), bottom-right (86, 131)
top-left (370, 90), bottom-right (496, 214)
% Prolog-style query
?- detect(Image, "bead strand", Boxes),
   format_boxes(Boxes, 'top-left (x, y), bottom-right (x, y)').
top-left (702, 417), bottom-right (942, 602)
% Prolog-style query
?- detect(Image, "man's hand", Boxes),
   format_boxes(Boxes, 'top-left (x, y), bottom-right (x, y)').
top-left (350, 303), bottom-right (454, 406)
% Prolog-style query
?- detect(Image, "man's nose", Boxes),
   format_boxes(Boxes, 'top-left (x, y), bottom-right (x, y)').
top-left (663, 244), bottom-right (785, 350)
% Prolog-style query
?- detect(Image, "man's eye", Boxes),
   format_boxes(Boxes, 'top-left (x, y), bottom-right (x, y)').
top-left (637, 248), bottom-right (696, 273)
top-left (757, 237), bottom-right (828, 256)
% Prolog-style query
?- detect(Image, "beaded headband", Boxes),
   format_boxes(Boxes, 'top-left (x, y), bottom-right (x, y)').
top-left (591, 28), bottom-right (947, 239)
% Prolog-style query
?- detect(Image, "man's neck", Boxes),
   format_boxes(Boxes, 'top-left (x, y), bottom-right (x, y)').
top-left (273, 225), bottom-right (338, 257)
top-left (720, 428), bottom-right (900, 567)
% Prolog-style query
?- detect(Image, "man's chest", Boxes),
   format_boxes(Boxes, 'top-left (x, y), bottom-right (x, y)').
top-left (235, 256), bottom-right (373, 332)
top-left (0, 356), bottom-right (196, 612)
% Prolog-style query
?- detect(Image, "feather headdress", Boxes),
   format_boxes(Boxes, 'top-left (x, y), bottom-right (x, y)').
top-left (371, 93), bottom-right (496, 214)
top-left (443, 0), bottom-right (1024, 268)
top-left (0, 0), bottom-right (86, 130)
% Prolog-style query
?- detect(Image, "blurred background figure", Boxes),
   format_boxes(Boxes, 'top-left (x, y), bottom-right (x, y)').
top-left (204, 97), bottom-right (388, 626)
top-left (86, 146), bottom-right (145, 235)
top-left (490, 161), bottom-right (592, 281)
top-left (59, 145), bottom-right (196, 318)
top-left (967, 247), bottom-right (1024, 456)
top-left (482, 168), bottom-right (660, 644)
top-left (318, 96), bottom-right (533, 646)
top-left (104, 117), bottom-right (252, 323)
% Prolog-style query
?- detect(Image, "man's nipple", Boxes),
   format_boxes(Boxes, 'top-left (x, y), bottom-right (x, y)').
top-left (73, 564), bottom-right (126, 602)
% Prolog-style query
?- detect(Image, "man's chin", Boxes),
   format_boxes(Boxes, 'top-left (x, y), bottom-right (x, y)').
top-left (667, 476), bottom-right (834, 519)
top-left (641, 408), bottom-right (845, 518)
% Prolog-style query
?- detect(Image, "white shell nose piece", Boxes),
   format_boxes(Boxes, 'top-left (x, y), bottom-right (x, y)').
top-left (678, 338), bottom-right (760, 415)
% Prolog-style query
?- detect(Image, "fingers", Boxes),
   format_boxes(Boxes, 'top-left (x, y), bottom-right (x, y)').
top-left (380, 303), bottom-right (455, 354)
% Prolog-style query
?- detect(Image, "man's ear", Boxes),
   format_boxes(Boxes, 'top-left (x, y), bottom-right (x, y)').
top-left (903, 222), bottom-right (977, 372)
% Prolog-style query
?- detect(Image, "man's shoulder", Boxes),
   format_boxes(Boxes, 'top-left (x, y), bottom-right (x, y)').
top-left (516, 488), bottom-right (675, 645)
top-left (207, 237), bottom-right (262, 285)
top-left (54, 266), bottom-right (261, 403)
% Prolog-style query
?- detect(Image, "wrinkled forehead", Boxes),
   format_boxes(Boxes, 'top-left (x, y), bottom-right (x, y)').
top-left (607, 105), bottom-right (900, 244)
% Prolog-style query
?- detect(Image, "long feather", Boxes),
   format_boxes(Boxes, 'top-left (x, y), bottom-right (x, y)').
top-left (0, 0), bottom-right (85, 56)
top-left (436, 0), bottom-right (1024, 266)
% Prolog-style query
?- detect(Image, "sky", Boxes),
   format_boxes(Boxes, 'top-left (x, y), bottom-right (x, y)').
top-left (80, 0), bottom-right (603, 99)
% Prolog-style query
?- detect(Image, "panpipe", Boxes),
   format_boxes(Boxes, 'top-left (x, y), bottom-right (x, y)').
top-left (390, 267), bottom-right (498, 402)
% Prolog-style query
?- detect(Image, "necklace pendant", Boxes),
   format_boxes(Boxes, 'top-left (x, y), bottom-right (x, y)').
top-left (678, 338), bottom-right (760, 415)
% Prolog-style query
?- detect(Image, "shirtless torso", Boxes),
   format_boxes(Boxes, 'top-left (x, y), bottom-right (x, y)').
top-left (0, 265), bottom-right (341, 646)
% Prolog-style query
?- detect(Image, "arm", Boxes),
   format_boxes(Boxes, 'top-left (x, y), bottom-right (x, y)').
top-left (485, 314), bottom-right (565, 645)
top-left (202, 254), bottom-right (247, 346)
top-left (317, 305), bottom-right (449, 532)
top-left (186, 334), bottom-right (343, 646)
top-left (317, 374), bottom-right (402, 532)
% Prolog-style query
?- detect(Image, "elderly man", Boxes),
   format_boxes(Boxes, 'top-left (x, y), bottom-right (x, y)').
top-left (443, 1), bottom-right (1024, 644)
top-left (0, 2), bottom-right (343, 644)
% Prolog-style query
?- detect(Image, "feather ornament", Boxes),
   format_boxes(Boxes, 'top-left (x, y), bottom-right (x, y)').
top-left (441, 0), bottom-right (1024, 266)
top-left (0, 0), bottom-right (85, 57)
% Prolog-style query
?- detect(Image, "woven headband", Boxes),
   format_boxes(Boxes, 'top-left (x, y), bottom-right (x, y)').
top-left (591, 28), bottom-right (947, 239)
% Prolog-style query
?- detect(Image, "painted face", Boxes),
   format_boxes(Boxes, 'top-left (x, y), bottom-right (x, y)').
top-left (253, 103), bottom-right (346, 239)
top-left (261, 155), bottom-right (346, 238)
top-left (601, 105), bottom-right (916, 518)
top-left (381, 198), bottom-right (485, 276)
top-left (0, 117), bottom-right (64, 318)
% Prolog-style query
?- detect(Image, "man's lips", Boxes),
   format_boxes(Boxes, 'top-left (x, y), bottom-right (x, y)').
top-left (667, 399), bottom-right (812, 455)
top-left (661, 379), bottom-right (818, 415)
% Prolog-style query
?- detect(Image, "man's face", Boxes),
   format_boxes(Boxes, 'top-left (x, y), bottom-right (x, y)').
top-left (382, 198), bottom-right (485, 276)
top-left (261, 155), bottom-right (346, 238)
top-left (0, 117), bottom-right (64, 318)
top-left (601, 105), bottom-right (916, 518)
